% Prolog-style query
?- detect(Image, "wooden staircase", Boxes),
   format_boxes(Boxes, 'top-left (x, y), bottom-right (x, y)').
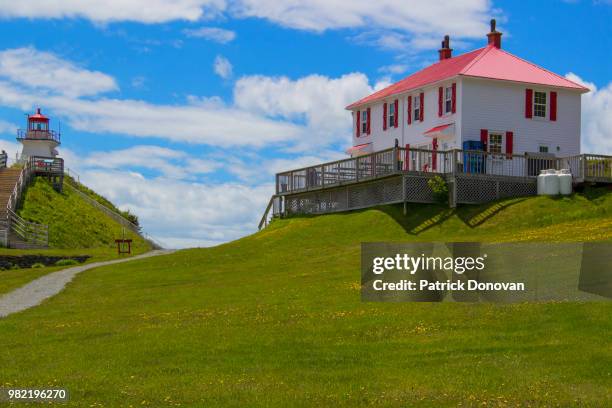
top-left (0, 167), bottom-right (23, 220)
top-left (0, 166), bottom-right (49, 249)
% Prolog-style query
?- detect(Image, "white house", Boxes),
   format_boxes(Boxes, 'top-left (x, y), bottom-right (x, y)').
top-left (346, 20), bottom-right (589, 160)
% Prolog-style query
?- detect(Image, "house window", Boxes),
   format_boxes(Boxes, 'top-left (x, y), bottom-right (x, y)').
top-left (361, 110), bottom-right (368, 134)
top-left (488, 133), bottom-right (503, 154)
top-left (413, 96), bottom-right (420, 122)
top-left (539, 145), bottom-right (549, 153)
top-left (445, 86), bottom-right (452, 113)
top-left (534, 91), bottom-right (547, 118)
top-left (388, 103), bottom-right (396, 128)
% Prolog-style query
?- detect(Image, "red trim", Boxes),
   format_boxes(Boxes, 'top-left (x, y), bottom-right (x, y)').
top-left (550, 91), bottom-right (557, 121)
top-left (407, 96), bottom-right (412, 125)
top-left (480, 129), bottom-right (488, 150)
top-left (383, 103), bottom-right (387, 130)
top-left (419, 92), bottom-right (424, 121)
top-left (451, 83), bottom-right (456, 113)
top-left (525, 89), bottom-right (533, 118)
top-left (366, 107), bottom-right (371, 134)
top-left (505, 131), bottom-right (513, 157)
top-left (394, 99), bottom-right (399, 128)
top-left (355, 111), bottom-right (360, 137)
top-left (438, 87), bottom-right (443, 117)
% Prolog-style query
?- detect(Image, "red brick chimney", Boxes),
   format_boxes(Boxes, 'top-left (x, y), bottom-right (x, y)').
top-left (438, 35), bottom-right (452, 61)
top-left (487, 18), bottom-right (502, 48)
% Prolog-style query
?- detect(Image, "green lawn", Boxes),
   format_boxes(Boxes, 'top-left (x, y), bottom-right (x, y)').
top-left (0, 247), bottom-right (152, 296)
top-left (18, 177), bottom-right (150, 251)
top-left (0, 190), bottom-right (611, 407)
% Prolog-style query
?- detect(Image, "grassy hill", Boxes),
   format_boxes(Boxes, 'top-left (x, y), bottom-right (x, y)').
top-left (17, 177), bottom-right (150, 251)
top-left (0, 188), bottom-right (611, 406)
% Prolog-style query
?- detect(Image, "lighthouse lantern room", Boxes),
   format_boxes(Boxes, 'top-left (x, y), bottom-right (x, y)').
top-left (17, 108), bottom-right (61, 161)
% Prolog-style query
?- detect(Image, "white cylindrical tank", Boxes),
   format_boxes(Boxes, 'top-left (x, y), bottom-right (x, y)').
top-left (558, 169), bottom-right (573, 195)
top-left (537, 169), bottom-right (560, 195)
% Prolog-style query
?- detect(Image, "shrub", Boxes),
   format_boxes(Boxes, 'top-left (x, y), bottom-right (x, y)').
top-left (31, 262), bottom-right (45, 269)
top-left (428, 175), bottom-right (449, 204)
top-left (55, 259), bottom-right (79, 266)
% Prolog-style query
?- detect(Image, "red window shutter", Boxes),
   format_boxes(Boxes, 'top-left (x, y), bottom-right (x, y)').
top-left (407, 96), bottom-right (412, 125)
top-left (355, 111), bottom-right (360, 137)
top-left (366, 107), bottom-right (371, 134)
top-left (550, 91), bottom-right (557, 121)
top-left (419, 92), bottom-right (424, 121)
top-left (383, 103), bottom-right (387, 130)
top-left (525, 89), bottom-right (533, 118)
top-left (505, 131), bottom-right (513, 157)
top-left (394, 99), bottom-right (399, 128)
top-left (451, 83), bottom-right (456, 113)
top-left (404, 144), bottom-right (410, 170)
top-left (438, 87), bottom-right (443, 117)
top-left (480, 129), bottom-right (488, 150)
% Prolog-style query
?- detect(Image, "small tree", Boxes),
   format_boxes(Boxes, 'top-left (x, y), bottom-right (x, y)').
top-left (428, 175), bottom-right (448, 204)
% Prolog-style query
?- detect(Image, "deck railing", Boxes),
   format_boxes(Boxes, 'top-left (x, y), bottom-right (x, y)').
top-left (276, 147), bottom-right (612, 195)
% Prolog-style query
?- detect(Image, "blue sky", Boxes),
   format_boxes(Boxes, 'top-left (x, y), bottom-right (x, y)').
top-left (0, 0), bottom-right (610, 247)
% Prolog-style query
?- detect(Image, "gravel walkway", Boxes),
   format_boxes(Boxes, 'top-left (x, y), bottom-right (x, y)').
top-left (0, 249), bottom-right (174, 318)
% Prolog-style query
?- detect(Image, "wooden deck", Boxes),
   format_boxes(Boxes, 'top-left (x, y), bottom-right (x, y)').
top-left (258, 148), bottom-right (612, 227)
top-left (275, 147), bottom-right (612, 196)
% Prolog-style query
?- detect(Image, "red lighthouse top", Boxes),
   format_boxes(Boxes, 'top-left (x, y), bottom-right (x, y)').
top-left (17, 107), bottom-right (61, 144)
top-left (29, 108), bottom-right (49, 123)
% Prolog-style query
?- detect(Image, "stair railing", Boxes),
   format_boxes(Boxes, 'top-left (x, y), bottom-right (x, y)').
top-left (7, 208), bottom-right (49, 247)
top-left (7, 157), bottom-right (33, 213)
top-left (5, 158), bottom-right (50, 247)
top-left (63, 178), bottom-right (165, 249)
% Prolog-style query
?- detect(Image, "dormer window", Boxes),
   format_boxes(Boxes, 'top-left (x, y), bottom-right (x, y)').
top-left (361, 110), bottom-right (368, 134)
top-left (534, 91), bottom-right (547, 118)
top-left (413, 96), bottom-right (420, 122)
top-left (445, 86), bottom-right (452, 113)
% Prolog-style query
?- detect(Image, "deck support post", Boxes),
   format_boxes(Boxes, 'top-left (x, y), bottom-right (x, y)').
top-left (402, 174), bottom-right (407, 215)
top-left (448, 175), bottom-right (457, 208)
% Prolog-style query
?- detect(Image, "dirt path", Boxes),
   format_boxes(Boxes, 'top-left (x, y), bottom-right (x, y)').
top-left (0, 250), bottom-right (174, 318)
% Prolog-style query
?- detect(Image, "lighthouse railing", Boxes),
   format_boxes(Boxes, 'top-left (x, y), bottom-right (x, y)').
top-left (16, 129), bottom-right (61, 143)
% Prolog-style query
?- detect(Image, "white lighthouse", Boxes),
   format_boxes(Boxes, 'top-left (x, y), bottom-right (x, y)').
top-left (17, 108), bottom-right (60, 161)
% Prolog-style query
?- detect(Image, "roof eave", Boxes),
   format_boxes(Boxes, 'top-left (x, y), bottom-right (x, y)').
top-left (461, 74), bottom-right (590, 93)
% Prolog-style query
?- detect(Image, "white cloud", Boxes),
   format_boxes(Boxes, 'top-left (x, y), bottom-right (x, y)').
top-left (0, 0), bottom-right (227, 23)
top-left (184, 26), bottom-right (236, 43)
top-left (378, 64), bottom-right (408, 75)
top-left (232, 0), bottom-right (494, 38)
top-left (0, 1), bottom-right (496, 48)
top-left (83, 145), bottom-right (219, 179)
top-left (565, 73), bottom-right (612, 154)
top-left (0, 79), bottom-right (302, 148)
top-left (234, 72), bottom-right (373, 148)
top-left (0, 47), bottom-right (117, 97)
top-left (0, 47), bottom-right (378, 149)
top-left (0, 119), bottom-right (17, 134)
top-left (213, 55), bottom-right (233, 79)
top-left (79, 169), bottom-right (272, 248)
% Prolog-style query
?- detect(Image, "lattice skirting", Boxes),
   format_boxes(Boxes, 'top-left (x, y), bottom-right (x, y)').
top-left (455, 174), bottom-right (536, 204)
top-left (283, 173), bottom-right (538, 215)
top-left (285, 176), bottom-right (404, 215)
top-left (404, 173), bottom-right (438, 203)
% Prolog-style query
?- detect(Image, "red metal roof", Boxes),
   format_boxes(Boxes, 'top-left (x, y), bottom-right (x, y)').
top-left (347, 45), bottom-right (589, 110)
top-left (29, 108), bottom-right (49, 121)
